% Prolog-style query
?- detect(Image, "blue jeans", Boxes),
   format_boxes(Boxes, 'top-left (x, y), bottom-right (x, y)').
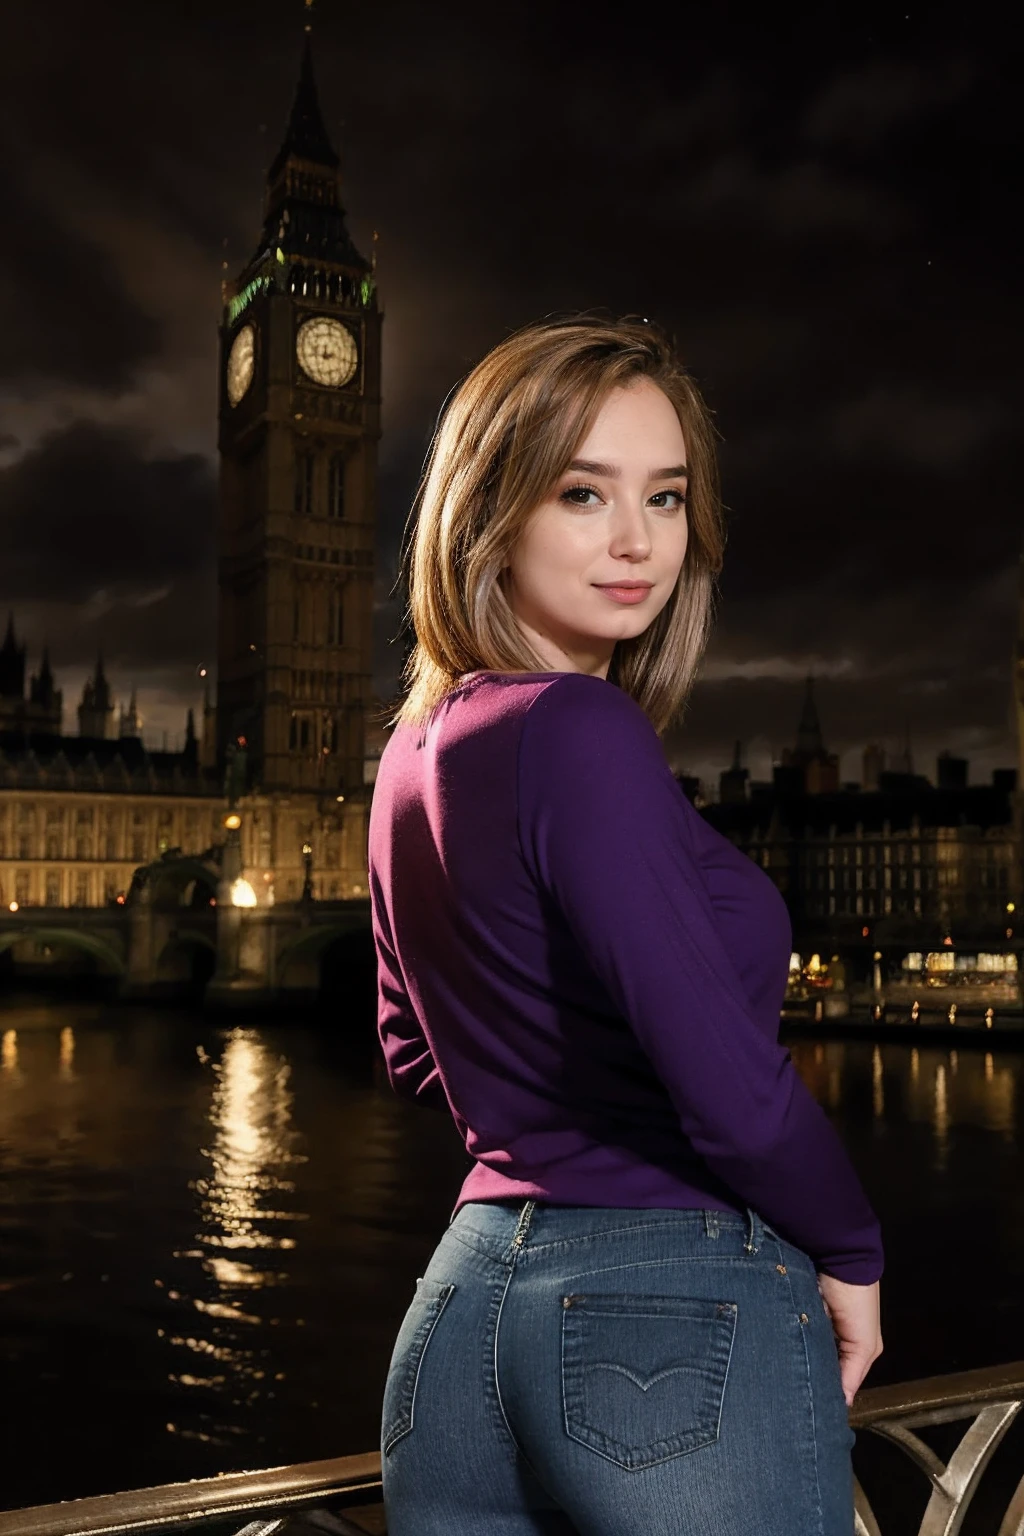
top-left (381, 1201), bottom-right (856, 1534)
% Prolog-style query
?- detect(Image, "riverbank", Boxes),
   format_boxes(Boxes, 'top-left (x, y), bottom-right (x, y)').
top-left (780, 1009), bottom-right (1024, 1046)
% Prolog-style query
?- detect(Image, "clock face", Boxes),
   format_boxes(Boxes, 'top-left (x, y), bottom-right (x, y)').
top-left (295, 316), bottom-right (358, 389)
top-left (226, 324), bottom-right (255, 406)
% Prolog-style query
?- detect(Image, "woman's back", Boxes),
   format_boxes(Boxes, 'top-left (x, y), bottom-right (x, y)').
top-left (368, 668), bottom-right (882, 1285)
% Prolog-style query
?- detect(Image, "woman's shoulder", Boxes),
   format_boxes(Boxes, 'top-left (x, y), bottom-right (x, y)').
top-left (519, 672), bottom-right (664, 779)
top-left (524, 670), bottom-right (655, 736)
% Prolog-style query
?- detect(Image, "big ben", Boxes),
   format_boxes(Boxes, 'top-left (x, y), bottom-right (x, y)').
top-left (216, 33), bottom-right (381, 804)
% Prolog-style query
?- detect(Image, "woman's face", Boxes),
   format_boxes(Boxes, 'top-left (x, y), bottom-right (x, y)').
top-left (504, 377), bottom-right (689, 679)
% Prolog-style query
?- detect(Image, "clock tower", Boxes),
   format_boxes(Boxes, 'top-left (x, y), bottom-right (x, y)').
top-left (216, 34), bottom-right (381, 804)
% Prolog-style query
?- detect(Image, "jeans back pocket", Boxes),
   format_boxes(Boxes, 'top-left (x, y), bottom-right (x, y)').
top-left (561, 1291), bottom-right (738, 1471)
top-left (381, 1277), bottom-right (456, 1457)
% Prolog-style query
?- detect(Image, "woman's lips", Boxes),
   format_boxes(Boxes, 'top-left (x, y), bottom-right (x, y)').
top-left (593, 584), bottom-right (653, 605)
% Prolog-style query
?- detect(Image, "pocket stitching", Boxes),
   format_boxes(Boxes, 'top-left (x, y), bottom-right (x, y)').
top-left (382, 1278), bottom-right (456, 1456)
top-left (561, 1293), bottom-right (738, 1471)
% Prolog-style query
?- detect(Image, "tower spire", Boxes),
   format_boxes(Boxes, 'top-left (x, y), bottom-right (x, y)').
top-left (795, 673), bottom-right (824, 756)
top-left (268, 28), bottom-right (339, 182)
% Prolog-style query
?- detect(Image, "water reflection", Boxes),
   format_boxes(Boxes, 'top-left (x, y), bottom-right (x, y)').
top-left (164, 1028), bottom-right (307, 1448)
top-left (2, 1008), bottom-right (1023, 1509)
top-left (791, 1038), bottom-right (1017, 1158)
top-left (58, 1026), bottom-right (75, 1079)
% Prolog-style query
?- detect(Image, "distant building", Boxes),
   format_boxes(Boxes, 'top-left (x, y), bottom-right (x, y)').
top-left (0, 615), bottom-right (63, 735)
top-left (77, 654), bottom-right (118, 740)
top-left (119, 687), bottom-right (143, 741)
top-left (702, 777), bottom-right (1019, 942)
top-left (718, 740), bottom-right (749, 805)
top-left (1, 39), bottom-right (383, 912)
top-left (778, 674), bottom-right (840, 794)
top-left (0, 619), bottom-right (219, 908)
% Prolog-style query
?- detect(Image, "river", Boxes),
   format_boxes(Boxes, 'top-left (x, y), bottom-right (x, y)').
top-left (1, 996), bottom-right (1021, 1510)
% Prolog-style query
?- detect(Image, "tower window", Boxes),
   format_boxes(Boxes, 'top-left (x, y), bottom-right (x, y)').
top-left (327, 594), bottom-right (343, 647)
top-left (328, 455), bottom-right (346, 519)
top-left (294, 451), bottom-right (315, 517)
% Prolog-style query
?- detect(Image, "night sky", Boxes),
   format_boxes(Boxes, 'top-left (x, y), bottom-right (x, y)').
top-left (1, 1), bottom-right (1019, 790)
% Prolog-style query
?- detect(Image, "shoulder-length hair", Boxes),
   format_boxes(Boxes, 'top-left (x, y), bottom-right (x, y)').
top-left (385, 312), bottom-right (726, 738)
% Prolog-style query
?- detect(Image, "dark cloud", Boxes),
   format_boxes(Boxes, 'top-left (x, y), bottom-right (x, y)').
top-left (804, 58), bottom-right (977, 148)
top-left (0, 0), bottom-right (1018, 771)
top-left (0, 423), bottom-right (215, 670)
top-left (0, 170), bottom-right (161, 389)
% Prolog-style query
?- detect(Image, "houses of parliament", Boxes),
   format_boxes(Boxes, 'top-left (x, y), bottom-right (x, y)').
top-left (0, 39), bottom-right (1022, 952)
top-left (0, 39), bottom-right (383, 916)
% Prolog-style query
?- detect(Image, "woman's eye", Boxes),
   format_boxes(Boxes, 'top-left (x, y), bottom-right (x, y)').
top-left (558, 483), bottom-right (602, 506)
top-left (557, 484), bottom-right (687, 510)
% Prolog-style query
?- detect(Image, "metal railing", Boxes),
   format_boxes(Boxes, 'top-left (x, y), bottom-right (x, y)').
top-left (2, 1361), bottom-right (1023, 1536)
top-left (850, 1359), bottom-right (1024, 1535)
top-left (0, 1455), bottom-right (383, 1536)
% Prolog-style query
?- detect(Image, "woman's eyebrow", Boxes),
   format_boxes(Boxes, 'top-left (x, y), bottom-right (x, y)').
top-left (567, 458), bottom-right (689, 479)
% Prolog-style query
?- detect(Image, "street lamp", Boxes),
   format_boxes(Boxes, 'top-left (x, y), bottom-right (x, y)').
top-left (301, 841), bottom-right (314, 903)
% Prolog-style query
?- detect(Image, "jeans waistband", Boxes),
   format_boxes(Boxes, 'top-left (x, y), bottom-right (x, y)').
top-left (448, 1200), bottom-right (775, 1257)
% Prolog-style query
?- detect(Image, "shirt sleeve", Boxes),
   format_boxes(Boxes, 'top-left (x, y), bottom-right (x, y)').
top-left (370, 867), bottom-right (451, 1114)
top-left (516, 675), bottom-right (883, 1285)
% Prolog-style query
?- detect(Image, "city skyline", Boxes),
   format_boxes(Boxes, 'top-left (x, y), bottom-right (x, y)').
top-left (0, 0), bottom-right (1018, 787)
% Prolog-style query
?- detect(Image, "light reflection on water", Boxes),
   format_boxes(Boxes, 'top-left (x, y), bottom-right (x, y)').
top-left (0, 1003), bottom-right (1022, 1509)
top-left (164, 1028), bottom-right (309, 1447)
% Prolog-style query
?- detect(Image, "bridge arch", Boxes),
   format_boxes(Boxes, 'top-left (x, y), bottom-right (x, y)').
top-left (137, 856), bottom-right (221, 911)
top-left (276, 923), bottom-right (374, 1007)
top-left (155, 929), bottom-right (217, 989)
top-left (0, 926), bottom-right (126, 976)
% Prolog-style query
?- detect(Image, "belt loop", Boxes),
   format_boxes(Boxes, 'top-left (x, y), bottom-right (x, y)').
top-left (704, 1209), bottom-right (720, 1239)
top-left (744, 1207), bottom-right (760, 1254)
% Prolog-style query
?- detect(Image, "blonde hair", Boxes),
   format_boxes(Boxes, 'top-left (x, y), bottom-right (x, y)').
top-left (385, 312), bottom-right (726, 737)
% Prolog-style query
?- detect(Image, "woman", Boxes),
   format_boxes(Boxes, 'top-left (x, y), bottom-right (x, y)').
top-left (367, 314), bottom-right (883, 1535)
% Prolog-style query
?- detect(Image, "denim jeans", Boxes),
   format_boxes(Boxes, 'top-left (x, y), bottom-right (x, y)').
top-left (381, 1201), bottom-right (856, 1535)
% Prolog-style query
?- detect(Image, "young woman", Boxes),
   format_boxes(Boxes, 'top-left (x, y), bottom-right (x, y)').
top-left (368, 314), bottom-right (883, 1535)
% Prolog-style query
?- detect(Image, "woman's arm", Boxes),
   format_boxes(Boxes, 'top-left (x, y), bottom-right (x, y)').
top-left (370, 869), bottom-right (451, 1113)
top-left (517, 674), bottom-right (883, 1285)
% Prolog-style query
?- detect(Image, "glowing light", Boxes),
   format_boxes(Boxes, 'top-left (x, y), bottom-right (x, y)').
top-left (8, 900), bottom-right (18, 912)
top-left (301, 843), bottom-right (312, 856)
top-left (230, 878), bottom-right (258, 908)
top-left (224, 813), bottom-right (242, 830)
top-left (116, 893), bottom-right (126, 905)
top-left (227, 272), bottom-right (272, 326)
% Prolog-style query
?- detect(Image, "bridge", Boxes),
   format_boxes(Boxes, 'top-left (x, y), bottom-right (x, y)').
top-left (0, 843), bottom-right (373, 1008)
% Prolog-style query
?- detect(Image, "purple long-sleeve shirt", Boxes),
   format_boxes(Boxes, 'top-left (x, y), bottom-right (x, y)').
top-left (368, 669), bottom-right (883, 1284)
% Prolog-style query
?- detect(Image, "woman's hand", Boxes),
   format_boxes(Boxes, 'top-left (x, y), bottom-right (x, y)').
top-left (816, 1273), bottom-right (883, 1407)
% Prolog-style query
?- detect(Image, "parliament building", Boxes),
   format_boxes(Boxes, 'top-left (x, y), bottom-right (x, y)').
top-left (0, 39), bottom-right (381, 914)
